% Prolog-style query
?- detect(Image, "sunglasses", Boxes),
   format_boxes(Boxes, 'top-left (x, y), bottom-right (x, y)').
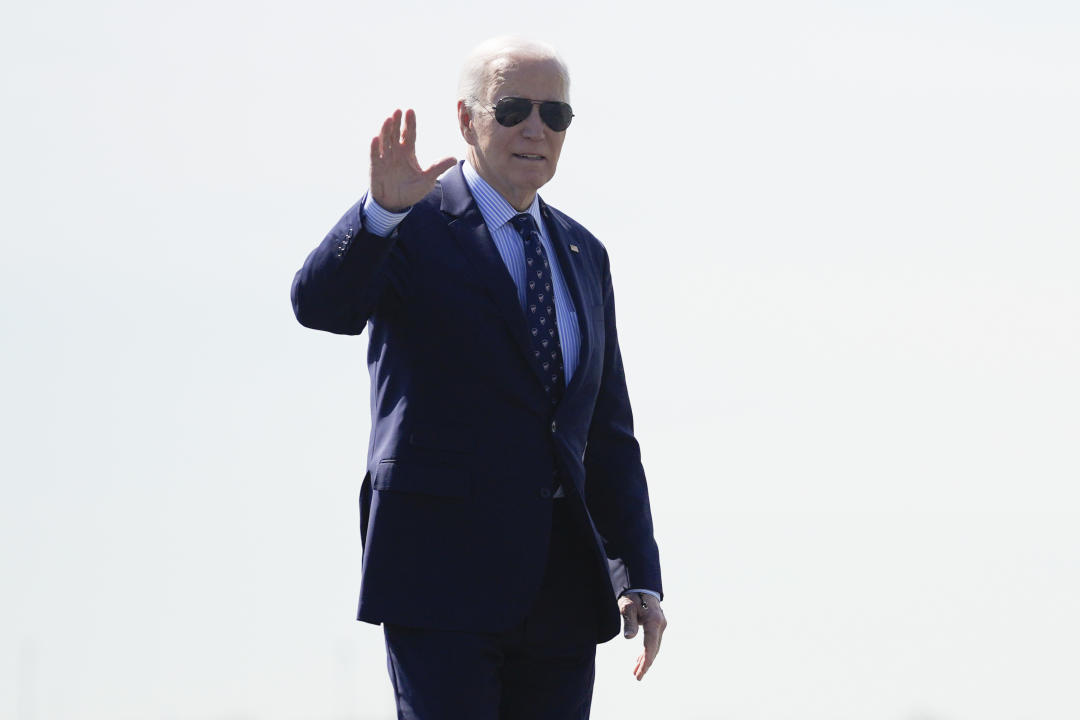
top-left (488, 97), bottom-right (575, 132)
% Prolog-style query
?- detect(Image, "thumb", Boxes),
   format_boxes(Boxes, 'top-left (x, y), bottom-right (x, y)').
top-left (622, 600), bottom-right (639, 639)
top-left (424, 156), bottom-right (457, 180)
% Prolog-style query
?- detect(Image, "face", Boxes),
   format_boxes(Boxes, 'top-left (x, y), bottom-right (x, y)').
top-left (458, 56), bottom-right (568, 211)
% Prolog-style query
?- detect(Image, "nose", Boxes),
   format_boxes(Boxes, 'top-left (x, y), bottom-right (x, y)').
top-left (520, 104), bottom-right (545, 138)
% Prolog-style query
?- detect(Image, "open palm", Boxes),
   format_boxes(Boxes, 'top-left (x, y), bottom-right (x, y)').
top-left (369, 109), bottom-right (456, 212)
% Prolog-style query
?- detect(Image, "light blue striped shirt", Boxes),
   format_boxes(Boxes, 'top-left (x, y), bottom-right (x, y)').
top-left (362, 162), bottom-right (580, 384)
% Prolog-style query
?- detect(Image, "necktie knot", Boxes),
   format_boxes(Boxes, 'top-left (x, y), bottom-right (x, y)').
top-left (510, 213), bottom-right (539, 239)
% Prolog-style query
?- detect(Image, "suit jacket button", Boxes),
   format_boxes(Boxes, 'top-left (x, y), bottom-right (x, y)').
top-left (539, 487), bottom-right (552, 499)
top-left (550, 420), bottom-right (557, 433)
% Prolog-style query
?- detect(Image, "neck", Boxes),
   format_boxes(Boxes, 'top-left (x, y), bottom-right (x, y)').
top-left (465, 154), bottom-right (536, 212)
top-left (508, 194), bottom-right (535, 213)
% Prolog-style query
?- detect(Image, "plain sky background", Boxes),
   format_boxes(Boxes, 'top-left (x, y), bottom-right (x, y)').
top-left (2, 0), bottom-right (1078, 718)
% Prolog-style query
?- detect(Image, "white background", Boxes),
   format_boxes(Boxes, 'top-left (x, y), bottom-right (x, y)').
top-left (2, 0), bottom-right (1078, 718)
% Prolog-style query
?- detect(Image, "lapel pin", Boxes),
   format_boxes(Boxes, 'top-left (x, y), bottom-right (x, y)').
top-left (569, 244), bottom-right (579, 253)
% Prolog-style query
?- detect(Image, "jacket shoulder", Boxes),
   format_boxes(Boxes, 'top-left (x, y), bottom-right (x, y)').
top-left (380, 182), bottom-right (454, 244)
top-left (408, 181), bottom-right (448, 219)
top-left (542, 201), bottom-right (610, 265)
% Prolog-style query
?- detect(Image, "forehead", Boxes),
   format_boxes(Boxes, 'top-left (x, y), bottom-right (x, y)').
top-left (484, 56), bottom-right (567, 102)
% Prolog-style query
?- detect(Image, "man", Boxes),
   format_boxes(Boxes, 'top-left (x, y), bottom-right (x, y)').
top-left (291, 37), bottom-right (665, 719)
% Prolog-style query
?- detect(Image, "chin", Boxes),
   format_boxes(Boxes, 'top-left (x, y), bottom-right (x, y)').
top-left (517, 168), bottom-right (555, 191)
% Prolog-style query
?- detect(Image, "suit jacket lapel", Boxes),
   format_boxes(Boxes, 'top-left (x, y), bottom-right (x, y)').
top-left (540, 201), bottom-right (593, 404)
top-left (440, 166), bottom-right (551, 390)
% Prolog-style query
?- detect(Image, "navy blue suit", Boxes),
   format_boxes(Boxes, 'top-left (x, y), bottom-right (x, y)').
top-left (292, 164), bottom-right (662, 714)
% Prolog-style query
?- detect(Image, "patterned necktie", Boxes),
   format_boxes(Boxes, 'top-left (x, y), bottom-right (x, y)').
top-left (510, 213), bottom-right (565, 407)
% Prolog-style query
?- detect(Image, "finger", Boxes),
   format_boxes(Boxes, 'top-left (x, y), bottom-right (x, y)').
top-left (391, 109), bottom-right (403, 149)
top-left (633, 651), bottom-right (647, 681)
top-left (370, 135), bottom-right (381, 165)
top-left (402, 108), bottom-right (417, 151)
top-left (423, 156), bottom-right (457, 180)
top-left (621, 603), bottom-right (639, 639)
top-left (638, 620), bottom-right (661, 678)
top-left (377, 115), bottom-right (395, 158)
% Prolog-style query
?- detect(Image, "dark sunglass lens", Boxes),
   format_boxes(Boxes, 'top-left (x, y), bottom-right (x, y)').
top-left (540, 102), bottom-right (573, 132)
top-left (494, 98), bottom-right (533, 127)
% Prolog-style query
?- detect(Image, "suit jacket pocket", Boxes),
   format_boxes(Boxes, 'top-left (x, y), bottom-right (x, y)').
top-left (373, 459), bottom-right (470, 499)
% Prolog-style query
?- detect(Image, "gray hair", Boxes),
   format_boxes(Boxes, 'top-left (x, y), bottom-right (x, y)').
top-left (458, 36), bottom-right (570, 112)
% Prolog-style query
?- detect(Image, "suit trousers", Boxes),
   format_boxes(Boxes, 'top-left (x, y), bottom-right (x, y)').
top-left (382, 500), bottom-right (605, 720)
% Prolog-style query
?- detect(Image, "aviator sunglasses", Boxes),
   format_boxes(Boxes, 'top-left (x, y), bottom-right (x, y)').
top-left (487, 96), bottom-right (575, 132)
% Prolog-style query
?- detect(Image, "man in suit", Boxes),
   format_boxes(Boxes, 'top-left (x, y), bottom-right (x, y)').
top-left (291, 37), bottom-right (665, 719)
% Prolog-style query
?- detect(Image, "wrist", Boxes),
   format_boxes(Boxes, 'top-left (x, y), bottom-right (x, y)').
top-left (623, 588), bottom-right (662, 602)
top-left (362, 194), bottom-right (412, 238)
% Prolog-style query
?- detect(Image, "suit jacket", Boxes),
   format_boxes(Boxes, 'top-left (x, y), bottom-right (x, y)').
top-left (291, 163), bottom-right (662, 642)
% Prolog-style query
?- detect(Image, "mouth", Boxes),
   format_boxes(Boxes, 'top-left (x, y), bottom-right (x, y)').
top-left (513, 153), bottom-right (546, 161)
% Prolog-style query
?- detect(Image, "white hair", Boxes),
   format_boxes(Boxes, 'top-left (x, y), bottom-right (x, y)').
top-left (458, 36), bottom-right (570, 112)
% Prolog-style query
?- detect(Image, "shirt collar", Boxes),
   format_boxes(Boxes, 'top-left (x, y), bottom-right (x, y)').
top-left (462, 160), bottom-right (543, 233)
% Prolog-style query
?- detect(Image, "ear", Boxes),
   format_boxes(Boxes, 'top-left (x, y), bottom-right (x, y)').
top-left (457, 99), bottom-right (478, 146)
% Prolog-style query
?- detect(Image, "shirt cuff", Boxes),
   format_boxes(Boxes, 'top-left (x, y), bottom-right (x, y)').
top-left (362, 194), bottom-right (412, 238)
top-left (624, 588), bottom-right (662, 602)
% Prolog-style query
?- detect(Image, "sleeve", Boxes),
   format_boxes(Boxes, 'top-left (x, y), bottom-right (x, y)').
top-left (624, 588), bottom-right (663, 601)
top-left (290, 194), bottom-right (412, 335)
top-left (583, 248), bottom-right (664, 599)
top-left (362, 195), bottom-right (412, 238)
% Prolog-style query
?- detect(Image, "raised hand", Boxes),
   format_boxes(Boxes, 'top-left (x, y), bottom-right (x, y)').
top-left (369, 109), bottom-right (456, 213)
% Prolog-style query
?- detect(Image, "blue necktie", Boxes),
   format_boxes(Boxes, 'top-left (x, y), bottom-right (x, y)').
top-left (510, 213), bottom-right (565, 407)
